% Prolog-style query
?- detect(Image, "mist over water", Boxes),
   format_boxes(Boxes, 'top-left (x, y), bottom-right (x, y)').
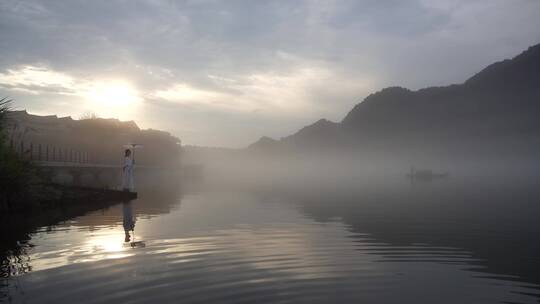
top-left (1, 1), bottom-right (540, 302)
top-left (2, 166), bottom-right (540, 303)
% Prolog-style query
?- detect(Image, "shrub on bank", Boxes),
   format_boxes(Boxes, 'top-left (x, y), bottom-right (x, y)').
top-left (0, 98), bottom-right (42, 210)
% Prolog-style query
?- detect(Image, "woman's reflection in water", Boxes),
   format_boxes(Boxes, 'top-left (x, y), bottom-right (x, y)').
top-left (122, 201), bottom-right (145, 248)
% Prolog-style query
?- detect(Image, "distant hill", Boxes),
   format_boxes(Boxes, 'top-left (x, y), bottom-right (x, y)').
top-left (5, 111), bottom-right (181, 166)
top-left (250, 43), bottom-right (540, 157)
top-left (249, 119), bottom-right (342, 152)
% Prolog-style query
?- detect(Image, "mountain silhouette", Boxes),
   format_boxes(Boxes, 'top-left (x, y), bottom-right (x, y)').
top-left (250, 43), bottom-right (540, 158)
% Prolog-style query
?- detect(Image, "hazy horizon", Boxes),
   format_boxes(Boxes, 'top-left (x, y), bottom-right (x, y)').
top-left (3, 3), bottom-right (540, 303)
top-left (1, 0), bottom-right (539, 147)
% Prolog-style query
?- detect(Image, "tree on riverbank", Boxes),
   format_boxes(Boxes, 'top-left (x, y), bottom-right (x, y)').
top-left (0, 98), bottom-right (40, 210)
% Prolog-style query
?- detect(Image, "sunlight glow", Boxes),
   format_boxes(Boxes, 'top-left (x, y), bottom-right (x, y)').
top-left (87, 234), bottom-right (125, 253)
top-left (0, 65), bottom-right (144, 120)
top-left (29, 228), bottom-right (134, 272)
top-left (83, 80), bottom-right (141, 119)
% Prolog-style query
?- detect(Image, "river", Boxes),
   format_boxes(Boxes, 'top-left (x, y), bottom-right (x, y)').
top-left (1, 176), bottom-right (539, 303)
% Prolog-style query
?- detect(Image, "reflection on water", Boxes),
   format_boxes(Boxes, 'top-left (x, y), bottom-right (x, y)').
top-left (122, 201), bottom-right (145, 249)
top-left (123, 201), bottom-right (135, 243)
top-left (1, 178), bottom-right (540, 303)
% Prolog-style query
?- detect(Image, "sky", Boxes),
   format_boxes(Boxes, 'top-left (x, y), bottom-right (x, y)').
top-left (0, 0), bottom-right (539, 147)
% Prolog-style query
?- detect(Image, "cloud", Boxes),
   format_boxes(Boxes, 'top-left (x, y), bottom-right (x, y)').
top-left (0, 66), bottom-right (76, 95)
top-left (0, 0), bottom-right (539, 146)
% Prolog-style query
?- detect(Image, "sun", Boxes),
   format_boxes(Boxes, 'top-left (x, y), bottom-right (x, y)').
top-left (84, 80), bottom-right (141, 119)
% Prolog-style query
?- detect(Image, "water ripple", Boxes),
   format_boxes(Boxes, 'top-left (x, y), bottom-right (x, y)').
top-left (2, 191), bottom-right (540, 304)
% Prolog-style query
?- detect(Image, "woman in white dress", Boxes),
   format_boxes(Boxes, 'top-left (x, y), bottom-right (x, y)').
top-left (122, 149), bottom-right (135, 191)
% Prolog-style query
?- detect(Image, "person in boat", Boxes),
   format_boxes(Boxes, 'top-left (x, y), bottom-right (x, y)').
top-left (122, 149), bottom-right (134, 192)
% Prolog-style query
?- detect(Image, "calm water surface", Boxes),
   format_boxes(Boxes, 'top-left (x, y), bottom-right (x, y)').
top-left (1, 178), bottom-right (540, 303)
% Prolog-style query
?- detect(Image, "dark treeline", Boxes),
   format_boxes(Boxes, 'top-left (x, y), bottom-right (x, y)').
top-left (0, 98), bottom-right (40, 210)
top-left (6, 111), bottom-right (182, 167)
